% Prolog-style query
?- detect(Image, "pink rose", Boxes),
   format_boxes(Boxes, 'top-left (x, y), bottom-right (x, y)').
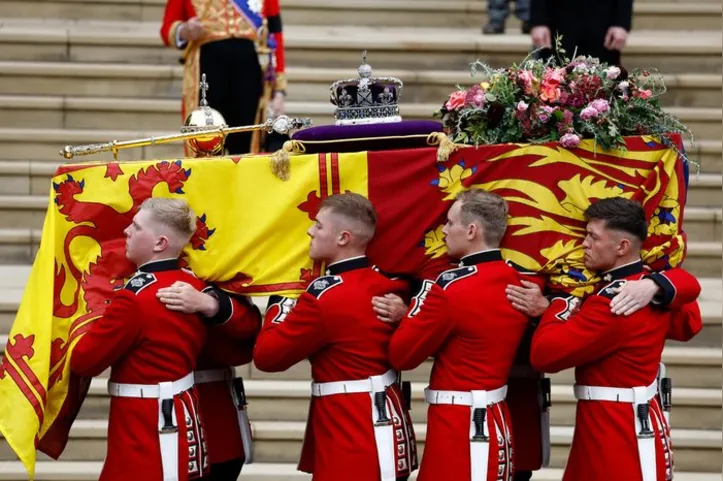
top-left (590, 99), bottom-right (609, 113)
top-left (445, 90), bottom-right (467, 110)
top-left (517, 100), bottom-right (529, 112)
top-left (638, 89), bottom-right (653, 100)
top-left (518, 70), bottom-right (537, 94)
top-left (540, 83), bottom-right (561, 102)
top-left (580, 106), bottom-right (598, 121)
top-left (561, 109), bottom-right (574, 125)
top-left (560, 133), bottom-right (581, 148)
top-left (544, 67), bottom-right (565, 86)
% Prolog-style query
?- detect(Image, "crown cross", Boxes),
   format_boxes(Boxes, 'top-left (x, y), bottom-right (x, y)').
top-left (199, 73), bottom-right (210, 108)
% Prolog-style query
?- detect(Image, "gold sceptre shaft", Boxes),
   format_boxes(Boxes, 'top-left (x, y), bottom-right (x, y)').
top-left (59, 115), bottom-right (312, 160)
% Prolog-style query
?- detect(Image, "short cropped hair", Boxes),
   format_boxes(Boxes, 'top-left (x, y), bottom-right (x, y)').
top-left (455, 189), bottom-right (508, 247)
top-left (584, 197), bottom-right (647, 243)
top-left (140, 198), bottom-right (196, 241)
top-left (319, 193), bottom-right (377, 244)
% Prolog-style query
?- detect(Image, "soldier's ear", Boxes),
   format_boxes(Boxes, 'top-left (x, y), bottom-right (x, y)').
top-left (154, 235), bottom-right (170, 253)
top-left (616, 237), bottom-right (632, 257)
top-left (337, 230), bottom-right (352, 247)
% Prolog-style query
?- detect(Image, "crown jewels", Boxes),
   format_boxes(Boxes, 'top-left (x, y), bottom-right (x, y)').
top-left (329, 51), bottom-right (403, 126)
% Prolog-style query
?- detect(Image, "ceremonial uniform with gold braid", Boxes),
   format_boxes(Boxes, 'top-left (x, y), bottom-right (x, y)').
top-left (160, 0), bottom-right (286, 154)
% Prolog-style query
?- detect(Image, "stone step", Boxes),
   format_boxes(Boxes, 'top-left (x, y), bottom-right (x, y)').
top-left (0, 157), bottom-right (718, 211)
top-left (0, 62), bottom-right (720, 109)
top-left (67, 377), bottom-right (722, 431)
top-left (1, 0), bottom-right (721, 30)
top-left (0, 95), bottom-right (718, 143)
top-left (1, 419), bottom-right (719, 471)
top-left (0, 21), bottom-right (719, 73)
top-left (243, 346), bottom-right (723, 391)
top-left (0, 128), bottom-right (717, 173)
top-left (0, 190), bottom-right (717, 261)
top-left (0, 462), bottom-right (718, 481)
top-left (0, 267), bottom-right (720, 343)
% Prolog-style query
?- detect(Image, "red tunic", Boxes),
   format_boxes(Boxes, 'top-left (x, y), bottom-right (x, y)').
top-left (195, 289), bottom-right (261, 465)
top-left (531, 260), bottom-right (702, 481)
top-left (159, 0), bottom-right (285, 79)
top-left (389, 250), bottom-right (532, 481)
top-left (253, 256), bottom-right (418, 481)
top-left (70, 259), bottom-right (209, 481)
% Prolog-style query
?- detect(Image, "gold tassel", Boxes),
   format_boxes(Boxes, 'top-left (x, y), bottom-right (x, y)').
top-left (427, 132), bottom-right (464, 162)
top-left (269, 140), bottom-right (305, 181)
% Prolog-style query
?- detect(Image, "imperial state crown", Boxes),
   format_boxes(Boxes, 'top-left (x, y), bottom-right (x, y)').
top-left (329, 51), bottom-right (403, 126)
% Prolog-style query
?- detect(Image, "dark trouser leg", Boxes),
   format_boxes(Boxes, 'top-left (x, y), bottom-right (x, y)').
top-left (513, 0), bottom-right (529, 22)
top-left (225, 39), bottom-right (263, 155)
top-left (200, 458), bottom-right (244, 481)
top-left (199, 39), bottom-right (262, 156)
top-left (514, 470), bottom-right (533, 481)
top-left (485, 0), bottom-right (509, 31)
top-left (396, 477), bottom-right (410, 481)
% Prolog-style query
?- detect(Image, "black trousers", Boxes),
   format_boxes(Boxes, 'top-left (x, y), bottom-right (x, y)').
top-left (537, 29), bottom-right (621, 66)
top-left (199, 38), bottom-right (263, 155)
top-left (199, 458), bottom-right (243, 481)
top-left (514, 470), bottom-right (533, 481)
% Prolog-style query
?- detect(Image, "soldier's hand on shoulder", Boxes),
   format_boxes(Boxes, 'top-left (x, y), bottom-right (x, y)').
top-left (609, 278), bottom-right (658, 316)
top-left (506, 279), bottom-right (549, 317)
top-left (157, 281), bottom-right (219, 317)
top-left (372, 293), bottom-right (407, 324)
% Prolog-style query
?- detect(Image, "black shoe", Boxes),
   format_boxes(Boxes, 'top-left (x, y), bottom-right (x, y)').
top-left (483, 23), bottom-right (505, 34)
top-left (521, 21), bottom-right (531, 34)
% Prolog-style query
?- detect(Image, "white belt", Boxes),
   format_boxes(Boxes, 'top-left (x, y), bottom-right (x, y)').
top-left (424, 385), bottom-right (508, 406)
top-left (425, 386), bottom-right (507, 481)
top-left (573, 379), bottom-right (657, 403)
top-left (194, 367), bottom-right (234, 384)
top-left (574, 378), bottom-right (659, 481)
top-left (311, 370), bottom-right (397, 481)
top-left (107, 372), bottom-right (194, 399)
top-left (108, 372), bottom-right (194, 481)
top-left (310, 369), bottom-right (397, 397)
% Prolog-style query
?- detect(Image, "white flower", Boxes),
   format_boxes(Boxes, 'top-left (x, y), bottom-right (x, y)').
top-left (618, 81), bottom-right (629, 91)
top-left (604, 66), bottom-right (621, 80)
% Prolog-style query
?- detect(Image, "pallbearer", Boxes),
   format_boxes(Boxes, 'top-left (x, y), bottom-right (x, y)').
top-left (71, 198), bottom-right (209, 481)
top-left (388, 189), bottom-right (541, 481)
top-left (529, 198), bottom-right (702, 481)
top-left (254, 193), bottom-right (418, 481)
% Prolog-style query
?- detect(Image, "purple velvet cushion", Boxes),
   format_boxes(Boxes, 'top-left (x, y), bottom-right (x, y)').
top-left (293, 120), bottom-right (443, 141)
top-left (290, 120), bottom-right (443, 154)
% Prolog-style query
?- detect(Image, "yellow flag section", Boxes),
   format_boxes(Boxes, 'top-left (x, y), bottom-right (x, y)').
top-left (0, 209), bottom-right (57, 480)
top-left (0, 151), bottom-right (369, 479)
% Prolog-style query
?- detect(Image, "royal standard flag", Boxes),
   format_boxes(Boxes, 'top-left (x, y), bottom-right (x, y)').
top-left (0, 134), bottom-right (687, 478)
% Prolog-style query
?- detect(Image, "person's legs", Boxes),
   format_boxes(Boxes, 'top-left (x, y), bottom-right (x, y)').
top-left (484, 0), bottom-right (510, 34)
top-left (514, 470), bottom-right (533, 481)
top-left (514, 0), bottom-right (531, 33)
top-left (224, 38), bottom-right (263, 155)
top-left (200, 458), bottom-right (243, 481)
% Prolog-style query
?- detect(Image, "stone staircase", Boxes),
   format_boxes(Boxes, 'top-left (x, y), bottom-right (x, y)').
top-left (0, 0), bottom-right (721, 479)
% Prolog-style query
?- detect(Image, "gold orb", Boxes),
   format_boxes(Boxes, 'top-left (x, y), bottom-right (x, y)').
top-left (182, 106), bottom-right (227, 157)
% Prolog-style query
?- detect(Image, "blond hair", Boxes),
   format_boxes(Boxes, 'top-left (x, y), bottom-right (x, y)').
top-left (455, 189), bottom-right (508, 247)
top-left (319, 193), bottom-right (377, 245)
top-left (140, 198), bottom-right (196, 242)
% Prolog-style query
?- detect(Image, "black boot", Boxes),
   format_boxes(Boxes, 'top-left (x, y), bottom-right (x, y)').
top-left (483, 23), bottom-right (505, 34)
